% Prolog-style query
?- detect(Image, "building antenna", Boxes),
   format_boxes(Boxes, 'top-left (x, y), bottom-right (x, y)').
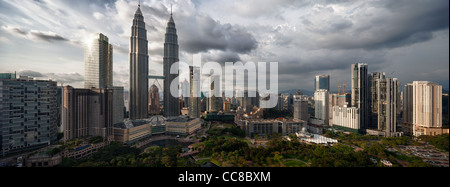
top-left (138, 0), bottom-right (141, 7)
top-left (171, 4), bottom-right (173, 16)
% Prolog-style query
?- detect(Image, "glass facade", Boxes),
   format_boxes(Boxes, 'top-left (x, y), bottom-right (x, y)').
top-left (84, 33), bottom-right (113, 89)
top-left (315, 75), bottom-right (330, 92)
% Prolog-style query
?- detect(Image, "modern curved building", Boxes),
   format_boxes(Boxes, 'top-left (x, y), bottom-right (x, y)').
top-left (129, 4), bottom-right (149, 120)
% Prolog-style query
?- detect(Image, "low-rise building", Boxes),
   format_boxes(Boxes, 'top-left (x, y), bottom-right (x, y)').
top-left (165, 117), bottom-right (201, 136)
top-left (331, 106), bottom-right (361, 134)
top-left (113, 116), bottom-right (166, 144)
top-left (243, 118), bottom-right (307, 137)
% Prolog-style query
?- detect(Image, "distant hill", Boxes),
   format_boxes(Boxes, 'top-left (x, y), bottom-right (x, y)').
top-left (280, 89), bottom-right (314, 96)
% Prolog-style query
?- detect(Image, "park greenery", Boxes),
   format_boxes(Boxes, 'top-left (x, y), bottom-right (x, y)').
top-left (60, 141), bottom-right (195, 167)
top-left (58, 122), bottom-right (438, 167)
top-left (418, 134), bottom-right (449, 152)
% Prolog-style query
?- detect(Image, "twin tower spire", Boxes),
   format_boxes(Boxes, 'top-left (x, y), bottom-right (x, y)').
top-left (129, 2), bottom-right (179, 120)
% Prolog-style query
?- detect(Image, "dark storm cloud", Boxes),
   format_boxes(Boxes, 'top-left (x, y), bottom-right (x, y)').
top-left (178, 15), bottom-right (258, 54)
top-left (319, 0), bottom-right (449, 50)
top-left (30, 31), bottom-right (68, 42)
top-left (202, 51), bottom-right (241, 63)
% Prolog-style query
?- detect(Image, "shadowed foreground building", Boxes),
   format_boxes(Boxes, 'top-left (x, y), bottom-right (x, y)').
top-left (0, 76), bottom-right (57, 156)
top-left (62, 86), bottom-right (114, 142)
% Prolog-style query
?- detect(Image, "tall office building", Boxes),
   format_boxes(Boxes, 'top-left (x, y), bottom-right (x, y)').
top-left (111, 87), bottom-right (125, 125)
top-left (84, 33), bottom-right (113, 89)
top-left (293, 94), bottom-right (309, 122)
top-left (149, 84), bottom-right (160, 115)
top-left (368, 72), bottom-right (400, 137)
top-left (314, 89), bottom-right (329, 125)
top-left (351, 63), bottom-right (369, 131)
top-left (275, 94), bottom-right (284, 111)
top-left (182, 79), bottom-right (190, 107)
top-left (208, 75), bottom-right (221, 112)
top-left (163, 12), bottom-right (180, 117)
top-left (0, 76), bottom-right (58, 156)
top-left (402, 83), bottom-right (414, 125)
top-left (403, 81), bottom-right (444, 136)
top-left (315, 75), bottom-right (330, 92)
top-left (377, 77), bottom-right (400, 137)
top-left (368, 72), bottom-right (385, 129)
top-left (62, 86), bottom-right (113, 142)
top-left (189, 66), bottom-right (201, 118)
top-left (129, 4), bottom-right (149, 120)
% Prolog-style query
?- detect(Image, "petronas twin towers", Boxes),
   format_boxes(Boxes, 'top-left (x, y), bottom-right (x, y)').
top-left (129, 3), bottom-right (179, 120)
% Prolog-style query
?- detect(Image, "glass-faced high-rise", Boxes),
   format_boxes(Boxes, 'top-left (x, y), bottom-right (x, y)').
top-left (314, 75), bottom-right (330, 92)
top-left (84, 33), bottom-right (113, 89)
top-left (163, 13), bottom-right (180, 117)
top-left (129, 4), bottom-right (149, 120)
top-left (351, 63), bottom-right (369, 130)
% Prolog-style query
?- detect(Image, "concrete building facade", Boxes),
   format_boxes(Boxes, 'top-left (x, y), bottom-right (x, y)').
top-left (332, 106), bottom-right (361, 133)
top-left (62, 86), bottom-right (114, 142)
top-left (403, 81), bottom-right (444, 136)
top-left (293, 94), bottom-right (309, 122)
top-left (314, 89), bottom-right (329, 125)
top-left (0, 77), bottom-right (58, 156)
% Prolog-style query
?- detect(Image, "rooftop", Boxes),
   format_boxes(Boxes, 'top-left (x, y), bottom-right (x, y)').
top-left (114, 116), bottom-right (166, 129)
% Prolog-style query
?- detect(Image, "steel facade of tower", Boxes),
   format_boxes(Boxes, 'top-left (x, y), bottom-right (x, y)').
top-left (163, 14), bottom-right (180, 117)
top-left (129, 5), bottom-right (149, 120)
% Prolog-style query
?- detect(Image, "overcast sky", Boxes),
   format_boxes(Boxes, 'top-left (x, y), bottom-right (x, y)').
top-left (0, 0), bottom-right (448, 93)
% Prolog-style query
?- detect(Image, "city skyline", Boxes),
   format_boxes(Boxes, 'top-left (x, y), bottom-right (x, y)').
top-left (0, 0), bottom-right (449, 93)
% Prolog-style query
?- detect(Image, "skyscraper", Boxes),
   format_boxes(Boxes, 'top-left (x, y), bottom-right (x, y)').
top-left (314, 89), bottom-right (329, 125)
top-left (403, 81), bottom-right (443, 136)
top-left (189, 66), bottom-right (201, 118)
top-left (368, 72), bottom-right (400, 137)
top-left (368, 72), bottom-right (385, 129)
top-left (351, 63), bottom-right (369, 131)
top-left (377, 77), bottom-right (400, 137)
top-left (163, 11), bottom-right (180, 117)
top-left (84, 33), bottom-right (113, 89)
top-left (293, 94), bottom-right (309, 122)
top-left (208, 75), bottom-right (221, 112)
top-left (314, 75), bottom-right (330, 92)
top-left (129, 4), bottom-right (149, 120)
